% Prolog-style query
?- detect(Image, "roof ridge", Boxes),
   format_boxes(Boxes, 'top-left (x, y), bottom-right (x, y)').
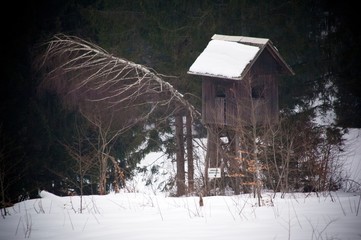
top-left (212, 34), bottom-right (269, 46)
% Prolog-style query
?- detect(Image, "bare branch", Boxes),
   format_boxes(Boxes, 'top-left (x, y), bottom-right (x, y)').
top-left (37, 33), bottom-right (200, 122)
top-left (36, 34), bottom-right (201, 194)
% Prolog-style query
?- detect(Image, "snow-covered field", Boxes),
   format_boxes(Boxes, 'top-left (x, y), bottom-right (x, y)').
top-left (0, 129), bottom-right (360, 240)
top-left (0, 190), bottom-right (360, 240)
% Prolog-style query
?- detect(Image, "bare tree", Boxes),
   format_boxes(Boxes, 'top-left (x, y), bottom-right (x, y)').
top-left (259, 113), bottom-right (346, 198)
top-left (80, 110), bottom-right (124, 195)
top-left (260, 120), bottom-right (293, 197)
top-left (0, 125), bottom-right (25, 217)
top-left (36, 34), bottom-right (200, 195)
top-left (60, 120), bottom-right (97, 212)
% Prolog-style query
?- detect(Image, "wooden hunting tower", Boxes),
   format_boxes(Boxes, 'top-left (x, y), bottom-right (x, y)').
top-left (188, 34), bottom-right (294, 128)
top-left (188, 34), bottom-right (294, 194)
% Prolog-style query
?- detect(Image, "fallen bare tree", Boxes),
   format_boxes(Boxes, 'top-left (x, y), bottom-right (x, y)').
top-left (37, 34), bottom-right (199, 118)
top-left (36, 34), bottom-right (200, 195)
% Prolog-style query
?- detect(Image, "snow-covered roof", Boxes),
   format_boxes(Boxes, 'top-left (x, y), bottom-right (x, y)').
top-left (188, 39), bottom-right (259, 79)
top-left (188, 34), bottom-right (294, 80)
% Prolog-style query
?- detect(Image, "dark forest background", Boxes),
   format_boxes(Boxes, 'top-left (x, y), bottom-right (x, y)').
top-left (1, 0), bottom-right (360, 203)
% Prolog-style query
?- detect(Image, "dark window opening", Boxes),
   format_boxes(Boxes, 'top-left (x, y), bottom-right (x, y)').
top-left (252, 85), bottom-right (265, 99)
top-left (216, 84), bottom-right (226, 98)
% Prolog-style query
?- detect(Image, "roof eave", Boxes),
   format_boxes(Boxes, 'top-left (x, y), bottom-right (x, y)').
top-left (187, 71), bottom-right (243, 80)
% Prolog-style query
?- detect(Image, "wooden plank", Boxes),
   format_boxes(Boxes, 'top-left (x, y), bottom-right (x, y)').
top-left (212, 34), bottom-right (269, 45)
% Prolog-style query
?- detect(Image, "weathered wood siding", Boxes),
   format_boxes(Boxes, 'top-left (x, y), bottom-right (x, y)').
top-left (201, 46), bottom-right (282, 127)
top-left (202, 74), bottom-right (278, 127)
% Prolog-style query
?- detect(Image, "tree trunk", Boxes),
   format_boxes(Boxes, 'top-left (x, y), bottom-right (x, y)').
top-left (204, 127), bottom-right (220, 195)
top-left (229, 131), bottom-right (240, 195)
top-left (98, 155), bottom-right (108, 195)
top-left (175, 112), bottom-right (185, 196)
top-left (186, 111), bottom-right (194, 195)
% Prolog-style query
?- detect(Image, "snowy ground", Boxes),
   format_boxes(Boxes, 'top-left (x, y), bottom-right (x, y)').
top-left (342, 128), bottom-right (361, 185)
top-left (0, 129), bottom-right (360, 240)
top-left (0, 190), bottom-right (360, 240)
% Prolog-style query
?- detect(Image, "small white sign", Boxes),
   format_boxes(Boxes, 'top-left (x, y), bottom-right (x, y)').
top-left (208, 168), bottom-right (221, 178)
